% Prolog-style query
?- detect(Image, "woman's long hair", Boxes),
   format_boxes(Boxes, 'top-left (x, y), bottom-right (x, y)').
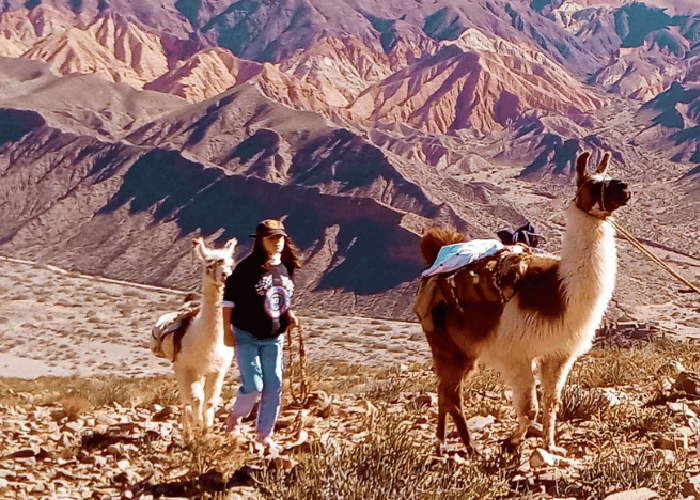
top-left (250, 233), bottom-right (303, 275)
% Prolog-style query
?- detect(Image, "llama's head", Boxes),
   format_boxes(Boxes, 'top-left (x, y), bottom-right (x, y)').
top-left (574, 151), bottom-right (630, 219)
top-left (193, 237), bottom-right (237, 284)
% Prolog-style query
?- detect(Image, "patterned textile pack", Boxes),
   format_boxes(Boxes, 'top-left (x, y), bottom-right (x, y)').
top-left (151, 296), bottom-right (200, 362)
top-left (414, 244), bottom-right (559, 333)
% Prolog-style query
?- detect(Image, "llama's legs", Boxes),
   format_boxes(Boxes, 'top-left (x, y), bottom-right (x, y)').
top-left (539, 356), bottom-right (573, 451)
top-left (435, 357), bottom-right (476, 455)
top-left (424, 311), bottom-right (477, 455)
top-left (190, 381), bottom-right (205, 435)
top-left (178, 389), bottom-right (193, 440)
top-left (436, 404), bottom-right (447, 456)
top-left (203, 371), bottom-right (226, 430)
top-left (438, 378), bottom-right (473, 454)
top-left (176, 367), bottom-right (204, 439)
top-left (502, 361), bottom-right (538, 451)
top-left (176, 371), bottom-right (192, 440)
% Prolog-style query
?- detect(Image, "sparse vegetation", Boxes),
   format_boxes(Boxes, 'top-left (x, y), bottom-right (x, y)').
top-left (260, 410), bottom-right (519, 500)
top-left (0, 375), bottom-right (180, 407)
top-left (548, 449), bottom-right (688, 499)
top-left (1, 333), bottom-right (700, 499)
top-left (558, 385), bottom-right (613, 421)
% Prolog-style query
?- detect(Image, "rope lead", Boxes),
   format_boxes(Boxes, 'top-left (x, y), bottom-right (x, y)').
top-left (285, 323), bottom-right (309, 406)
top-left (610, 219), bottom-right (700, 296)
top-left (285, 322), bottom-right (309, 441)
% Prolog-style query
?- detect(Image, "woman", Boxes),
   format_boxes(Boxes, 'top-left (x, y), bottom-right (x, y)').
top-left (221, 218), bottom-right (302, 450)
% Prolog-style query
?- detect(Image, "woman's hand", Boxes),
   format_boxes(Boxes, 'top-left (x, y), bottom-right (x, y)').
top-left (287, 309), bottom-right (301, 330)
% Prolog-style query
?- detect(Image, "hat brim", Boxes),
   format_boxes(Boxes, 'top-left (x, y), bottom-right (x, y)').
top-left (250, 229), bottom-right (288, 238)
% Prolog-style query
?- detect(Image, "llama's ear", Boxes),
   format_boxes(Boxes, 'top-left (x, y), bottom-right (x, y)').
top-left (575, 152), bottom-right (590, 185)
top-left (224, 238), bottom-right (237, 255)
top-left (595, 152), bottom-right (611, 175)
top-left (193, 237), bottom-right (207, 260)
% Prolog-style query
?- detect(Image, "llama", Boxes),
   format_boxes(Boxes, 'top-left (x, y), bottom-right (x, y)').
top-left (155, 236), bottom-right (237, 439)
top-left (415, 152), bottom-right (630, 454)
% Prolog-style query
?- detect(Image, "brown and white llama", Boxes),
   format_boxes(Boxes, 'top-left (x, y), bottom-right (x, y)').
top-left (416, 151), bottom-right (630, 454)
top-left (157, 237), bottom-right (237, 439)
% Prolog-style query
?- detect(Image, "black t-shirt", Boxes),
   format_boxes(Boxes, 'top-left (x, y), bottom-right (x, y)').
top-left (223, 254), bottom-right (295, 340)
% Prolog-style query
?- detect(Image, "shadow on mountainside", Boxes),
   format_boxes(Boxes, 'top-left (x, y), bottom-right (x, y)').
top-left (0, 108), bottom-right (46, 147)
top-left (96, 149), bottom-right (425, 295)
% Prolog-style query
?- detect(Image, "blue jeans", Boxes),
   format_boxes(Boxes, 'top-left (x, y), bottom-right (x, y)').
top-left (229, 327), bottom-right (285, 438)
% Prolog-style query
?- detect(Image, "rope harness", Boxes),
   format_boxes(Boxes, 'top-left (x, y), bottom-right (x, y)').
top-left (493, 249), bottom-right (515, 302)
top-left (438, 252), bottom-right (510, 308)
top-left (584, 176), bottom-right (700, 297)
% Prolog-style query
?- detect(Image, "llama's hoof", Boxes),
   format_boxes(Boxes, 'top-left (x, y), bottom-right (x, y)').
top-left (464, 443), bottom-right (480, 457)
top-left (545, 444), bottom-right (567, 456)
top-left (501, 436), bottom-right (523, 453)
top-left (225, 414), bottom-right (242, 433)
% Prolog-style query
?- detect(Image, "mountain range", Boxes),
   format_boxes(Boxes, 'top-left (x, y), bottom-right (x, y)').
top-left (1, 0), bottom-right (699, 321)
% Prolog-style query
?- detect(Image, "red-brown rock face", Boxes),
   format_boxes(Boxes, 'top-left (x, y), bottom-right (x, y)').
top-left (145, 47), bottom-right (263, 102)
top-left (22, 13), bottom-right (169, 88)
top-left (344, 29), bottom-right (607, 134)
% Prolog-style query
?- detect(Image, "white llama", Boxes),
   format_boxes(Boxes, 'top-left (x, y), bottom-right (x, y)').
top-left (415, 151), bottom-right (630, 454)
top-left (155, 236), bottom-right (237, 439)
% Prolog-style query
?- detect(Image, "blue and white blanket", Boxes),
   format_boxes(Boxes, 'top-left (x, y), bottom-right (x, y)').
top-left (421, 239), bottom-right (515, 277)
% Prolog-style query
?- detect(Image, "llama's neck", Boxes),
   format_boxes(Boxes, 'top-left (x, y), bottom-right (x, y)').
top-left (199, 277), bottom-right (225, 340)
top-left (559, 202), bottom-right (617, 323)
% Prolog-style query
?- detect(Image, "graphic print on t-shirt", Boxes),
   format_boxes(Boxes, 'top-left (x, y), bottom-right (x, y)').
top-left (255, 273), bottom-right (294, 319)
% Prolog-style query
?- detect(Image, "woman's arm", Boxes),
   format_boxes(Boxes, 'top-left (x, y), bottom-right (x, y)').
top-left (222, 259), bottom-right (246, 347)
top-left (223, 306), bottom-right (235, 347)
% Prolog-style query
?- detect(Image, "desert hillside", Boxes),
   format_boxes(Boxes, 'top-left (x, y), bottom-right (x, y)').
top-left (0, 0), bottom-right (699, 319)
top-left (1, 254), bottom-right (700, 499)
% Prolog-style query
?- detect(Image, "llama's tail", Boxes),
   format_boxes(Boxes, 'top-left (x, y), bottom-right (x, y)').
top-left (420, 227), bottom-right (467, 266)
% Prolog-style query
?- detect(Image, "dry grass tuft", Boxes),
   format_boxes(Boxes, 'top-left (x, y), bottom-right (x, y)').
top-left (558, 385), bottom-right (612, 421)
top-left (62, 395), bottom-right (92, 421)
top-left (549, 449), bottom-right (688, 499)
top-left (611, 405), bottom-right (671, 437)
top-left (259, 409), bottom-right (519, 500)
top-left (463, 368), bottom-right (506, 417)
top-left (0, 374), bottom-right (179, 408)
top-left (364, 374), bottom-right (408, 404)
top-left (183, 433), bottom-right (250, 480)
top-left (2, 334), bottom-right (700, 499)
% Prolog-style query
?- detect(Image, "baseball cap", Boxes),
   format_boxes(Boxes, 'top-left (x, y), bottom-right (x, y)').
top-left (250, 219), bottom-right (288, 238)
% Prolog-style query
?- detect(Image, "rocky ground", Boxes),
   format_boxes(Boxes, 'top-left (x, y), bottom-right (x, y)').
top-left (0, 254), bottom-right (431, 498)
top-left (3, 256), bottom-right (700, 499)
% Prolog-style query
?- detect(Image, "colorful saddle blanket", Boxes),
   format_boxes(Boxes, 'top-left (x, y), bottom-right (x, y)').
top-left (414, 242), bottom-right (559, 333)
top-left (150, 297), bottom-right (199, 362)
top-left (421, 239), bottom-right (506, 278)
